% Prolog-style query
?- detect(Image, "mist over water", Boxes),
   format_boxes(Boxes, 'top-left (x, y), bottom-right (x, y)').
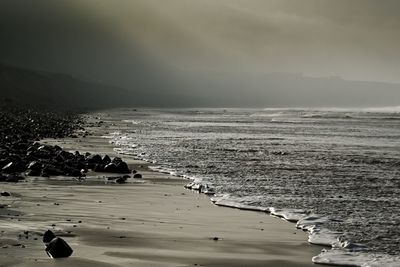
top-left (107, 107), bottom-right (400, 266)
top-left (1, 1), bottom-right (400, 108)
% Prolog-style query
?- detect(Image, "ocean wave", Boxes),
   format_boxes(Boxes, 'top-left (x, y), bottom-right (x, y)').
top-left (313, 249), bottom-right (400, 267)
top-left (102, 112), bottom-right (400, 267)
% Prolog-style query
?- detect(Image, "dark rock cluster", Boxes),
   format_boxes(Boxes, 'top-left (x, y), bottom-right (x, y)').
top-left (0, 105), bottom-right (132, 182)
top-left (0, 105), bottom-right (81, 182)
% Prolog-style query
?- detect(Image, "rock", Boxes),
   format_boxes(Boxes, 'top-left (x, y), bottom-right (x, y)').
top-left (65, 167), bottom-right (81, 177)
top-left (27, 143), bottom-right (40, 152)
top-left (116, 161), bottom-right (130, 174)
top-left (54, 154), bottom-right (65, 162)
top-left (0, 159), bottom-right (11, 169)
top-left (0, 191), bottom-right (11, 196)
top-left (5, 174), bottom-right (23, 183)
top-left (43, 230), bottom-right (56, 243)
top-left (28, 149), bottom-right (52, 160)
top-left (116, 176), bottom-right (128, 184)
top-left (38, 145), bottom-right (53, 152)
top-left (133, 173), bottom-right (142, 179)
top-left (102, 155), bottom-right (111, 164)
top-left (42, 165), bottom-right (63, 176)
top-left (45, 237), bottom-right (73, 258)
top-left (2, 162), bottom-right (16, 173)
top-left (27, 161), bottom-right (42, 171)
top-left (112, 157), bottom-right (123, 164)
top-left (104, 163), bottom-right (117, 173)
top-left (86, 154), bottom-right (102, 164)
top-left (93, 164), bottom-right (105, 172)
top-left (12, 142), bottom-right (28, 151)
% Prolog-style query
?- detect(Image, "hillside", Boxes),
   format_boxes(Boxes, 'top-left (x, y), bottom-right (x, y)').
top-left (0, 63), bottom-right (133, 109)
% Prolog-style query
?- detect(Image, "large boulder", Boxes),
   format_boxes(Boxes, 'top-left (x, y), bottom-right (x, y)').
top-left (104, 163), bottom-right (118, 173)
top-left (86, 154), bottom-right (102, 164)
top-left (116, 161), bottom-right (130, 174)
top-left (102, 155), bottom-right (111, 164)
top-left (45, 237), bottom-right (73, 258)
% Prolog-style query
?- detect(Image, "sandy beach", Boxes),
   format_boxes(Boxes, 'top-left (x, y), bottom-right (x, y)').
top-left (0, 113), bottom-right (324, 267)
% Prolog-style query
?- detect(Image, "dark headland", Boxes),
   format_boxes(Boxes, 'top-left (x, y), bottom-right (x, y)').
top-left (0, 63), bottom-right (133, 109)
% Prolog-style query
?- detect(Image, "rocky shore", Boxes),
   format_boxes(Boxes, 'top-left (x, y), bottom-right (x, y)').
top-left (0, 105), bottom-right (132, 184)
top-left (0, 107), bottom-right (322, 267)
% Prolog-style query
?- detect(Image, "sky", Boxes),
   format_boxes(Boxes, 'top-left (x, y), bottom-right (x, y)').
top-left (0, 0), bottom-right (400, 106)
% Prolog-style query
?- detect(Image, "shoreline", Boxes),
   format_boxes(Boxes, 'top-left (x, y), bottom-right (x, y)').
top-left (0, 111), bottom-right (325, 266)
top-left (99, 108), bottom-right (400, 267)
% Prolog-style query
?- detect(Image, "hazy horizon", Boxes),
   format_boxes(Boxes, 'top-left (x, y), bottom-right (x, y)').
top-left (1, 0), bottom-right (400, 107)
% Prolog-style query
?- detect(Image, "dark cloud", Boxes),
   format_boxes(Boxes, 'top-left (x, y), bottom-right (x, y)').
top-left (0, 0), bottom-right (399, 107)
top-left (0, 0), bottom-right (181, 106)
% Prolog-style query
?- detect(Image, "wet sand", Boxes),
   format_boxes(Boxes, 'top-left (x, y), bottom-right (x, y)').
top-left (0, 113), bottom-right (324, 267)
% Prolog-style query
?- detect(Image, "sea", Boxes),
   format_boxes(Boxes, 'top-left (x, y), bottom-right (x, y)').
top-left (104, 107), bottom-right (400, 266)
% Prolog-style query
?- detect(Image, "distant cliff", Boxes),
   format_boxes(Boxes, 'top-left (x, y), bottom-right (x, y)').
top-left (0, 63), bottom-right (133, 109)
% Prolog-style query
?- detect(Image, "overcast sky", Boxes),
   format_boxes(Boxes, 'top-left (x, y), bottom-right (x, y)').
top-left (1, 0), bottom-right (399, 106)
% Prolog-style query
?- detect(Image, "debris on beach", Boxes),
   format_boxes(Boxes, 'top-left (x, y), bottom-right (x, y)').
top-left (202, 185), bottom-right (216, 196)
top-left (184, 182), bottom-right (195, 189)
top-left (184, 182), bottom-right (216, 196)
